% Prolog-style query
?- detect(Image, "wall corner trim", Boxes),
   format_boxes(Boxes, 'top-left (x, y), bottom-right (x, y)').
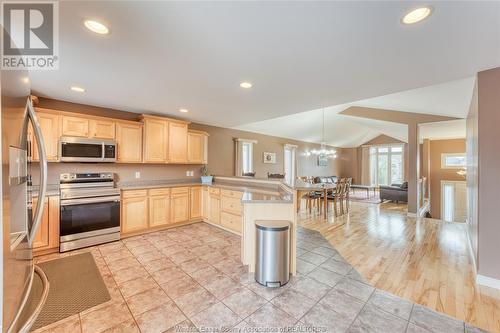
top-left (465, 224), bottom-right (477, 275)
top-left (476, 274), bottom-right (500, 290)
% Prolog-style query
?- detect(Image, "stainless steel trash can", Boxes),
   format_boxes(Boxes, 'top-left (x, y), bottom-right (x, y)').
top-left (255, 220), bottom-right (290, 287)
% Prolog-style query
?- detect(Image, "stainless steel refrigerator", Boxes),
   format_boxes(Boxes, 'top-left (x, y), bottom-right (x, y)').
top-left (1, 59), bottom-right (49, 331)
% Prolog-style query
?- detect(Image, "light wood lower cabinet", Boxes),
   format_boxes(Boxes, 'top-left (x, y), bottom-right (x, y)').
top-left (149, 191), bottom-right (170, 228)
top-left (121, 190), bottom-right (149, 235)
top-left (202, 187), bottom-right (210, 220)
top-left (171, 187), bottom-right (190, 223)
top-left (190, 186), bottom-right (202, 221)
top-left (209, 194), bottom-right (220, 225)
top-left (220, 211), bottom-right (242, 234)
top-left (33, 196), bottom-right (60, 255)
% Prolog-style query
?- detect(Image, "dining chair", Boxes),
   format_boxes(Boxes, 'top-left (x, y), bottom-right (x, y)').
top-left (343, 178), bottom-right (352, 214)
top-left (327, 179), bottom-right (344, 217)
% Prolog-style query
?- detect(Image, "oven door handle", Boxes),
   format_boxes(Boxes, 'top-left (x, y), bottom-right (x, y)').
top-left (60, 196), bottom-right (121, 206)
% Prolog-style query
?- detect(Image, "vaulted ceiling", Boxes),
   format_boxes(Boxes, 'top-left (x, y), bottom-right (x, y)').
top-left (29, 1), bottom-right (499, 147)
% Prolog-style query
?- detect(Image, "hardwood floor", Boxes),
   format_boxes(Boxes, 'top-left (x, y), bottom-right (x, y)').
top-left (298, 200), bottom-right (500, 333)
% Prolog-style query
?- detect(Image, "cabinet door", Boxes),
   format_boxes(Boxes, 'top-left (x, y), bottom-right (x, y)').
top-left (202, 187), bottom-right (210, 220)
top-left (121, 196), bottom-right (148, 234)
top-left (90, 119), bottom-right (115, 139)
top-left (61, 115), bottom-right (89, 137)
top-left (32, 196), bottom-right (60, 254)
top-left (187, 132), bottom-right (203, 164)
top-left (144, 118), bottom-right (167, 163)
top-left (168, 122), bottom-right (188, 163)
top-left (149, 194), bottom-right (170, 227)
top-left (171, 193), bottom-right (189, 223)
top-left (32, 197), bottom-right (49, 249)
top-left (209, 195), bottom-right (220, 224)
top-left (116, 122), bottom-right (142, 163)
top-left (190, 187), bottom-right (202, 220)
top-left (32, 112), bottom-right (60, 161)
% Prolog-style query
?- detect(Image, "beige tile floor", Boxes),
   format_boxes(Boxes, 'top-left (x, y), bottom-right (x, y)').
top-left (33, 222), bottom-right (486, 333)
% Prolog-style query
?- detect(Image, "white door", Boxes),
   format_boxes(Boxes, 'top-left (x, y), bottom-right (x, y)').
top-left (441, 181), bottom-right (466, 222)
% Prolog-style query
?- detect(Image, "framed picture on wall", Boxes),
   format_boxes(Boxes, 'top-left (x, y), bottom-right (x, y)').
top-left (318, 154), bottom-right (328, 166)
top-left (263, 152), bottom-right (276, 164)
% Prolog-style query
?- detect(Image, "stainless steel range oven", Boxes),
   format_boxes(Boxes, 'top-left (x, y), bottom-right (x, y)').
top-left (59, 172), bottom-right (120, 252)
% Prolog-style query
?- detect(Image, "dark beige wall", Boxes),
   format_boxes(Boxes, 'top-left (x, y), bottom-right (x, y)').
top-left (190, 123), bottom-right (341, 178)
top-left (428, 139), bottom-right (466, 219)
top-left (32, 163), bottom-right (201, 185)
top-left (34, 98), bottom-right (342, 184)
top-left (339, 135), bottom-right (409, 185)
top-left (477, 67), bottom-right (500, 280)
top-left (466, 79), bottom-right (478, 264)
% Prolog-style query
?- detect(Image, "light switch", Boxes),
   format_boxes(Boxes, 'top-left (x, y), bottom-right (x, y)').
top-left (135, 171), bottom-right (140, 179)
top-left (186, 171), bottom-right (190, 176)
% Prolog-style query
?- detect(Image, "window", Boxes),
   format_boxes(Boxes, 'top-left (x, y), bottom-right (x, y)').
top-left (369, 145), bottom-right (404, 186)
top-left (242, 142), bottom-right (253, 174)
top-left (441, 153), bottom-right (466, 169)
top-left (235, 138), bottom-right (257, 176)
top-left (284, 144), bottom-right (297, 185)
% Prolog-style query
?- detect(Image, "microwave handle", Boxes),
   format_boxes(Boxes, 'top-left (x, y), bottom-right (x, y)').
top-left (26, 98), bottom-right (48, 246)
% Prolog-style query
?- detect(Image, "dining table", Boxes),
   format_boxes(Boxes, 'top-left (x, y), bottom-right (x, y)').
top-left (292, 180), bottom-right (337, 218)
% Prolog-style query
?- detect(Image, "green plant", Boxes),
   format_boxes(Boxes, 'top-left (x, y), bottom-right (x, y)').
top-left (201, 165), bottom-right (208, 176)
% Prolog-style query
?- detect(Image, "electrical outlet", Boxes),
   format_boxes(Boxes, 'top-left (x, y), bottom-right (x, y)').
top-left (186, 171), bottom-right (190, 177)
top-left (135, 171), bottom-right (140, 179)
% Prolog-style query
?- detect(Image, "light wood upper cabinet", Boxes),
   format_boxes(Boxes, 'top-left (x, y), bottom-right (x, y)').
top-left (90, 119), bottom-right (115, 139)
top-left (61, 115), bottom-right (89, 137)
top-left (116, 122), bottom-right (143, 163)
top-left (143, 117), bottom-right (168, 163)
top-left (187, 131), bottom-right (208, 164)
top-left (190, 186), bottom-right (202, 220)
top-left (168, 121), bottom-right (188, 163)
top-left (33, 196), bottom-right (60, 254)
top-left (171, 187), bottom-right (190, 223)
top-left (121, 192), bottom-right (148, 234)
top-left (32, 111), bottom-right (60, 161)
top-left (149, 192), bottom-right (170, 228)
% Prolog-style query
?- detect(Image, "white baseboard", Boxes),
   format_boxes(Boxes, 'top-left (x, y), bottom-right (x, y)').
top-left (476, 274), bottom-right (500, 290)
top-left (407, 212), bottom-right (417, 217)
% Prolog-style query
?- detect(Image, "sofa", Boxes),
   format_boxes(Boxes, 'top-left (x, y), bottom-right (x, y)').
top-left (379, 182), bottom-right (408, 203)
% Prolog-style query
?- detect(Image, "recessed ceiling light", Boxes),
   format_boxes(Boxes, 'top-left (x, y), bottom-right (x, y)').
top-left (84, 20), bottom-right (109, 35)
top-left (401, 6), bottom-right (432, 25)
top-left (240, 82), bottom-right (252, 89)
top-left (179, 108), bottom-right (189, 113)
top-left (70, 86), bottom-right (85, 93)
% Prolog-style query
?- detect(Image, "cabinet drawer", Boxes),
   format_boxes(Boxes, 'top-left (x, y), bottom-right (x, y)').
top-left (171, 187), bottom-right (189, 195)
top-left (209, 187), bottom-right (220, 196)
top-left (220, 212), bottom-right (241, 233)
top-left (149, 188), bottom-right (171, 196)
top-left (221, 196), bottom-right (242, 215)
top-left (122, 189), bottom-right (148, 198)
top-left (221, 189), bottom-right (243, 199)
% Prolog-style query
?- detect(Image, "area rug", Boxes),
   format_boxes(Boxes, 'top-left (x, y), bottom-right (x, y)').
top-left (28, 252), bottom-right (110, 330)
top-left (349, 191), bottom-right (382, 204)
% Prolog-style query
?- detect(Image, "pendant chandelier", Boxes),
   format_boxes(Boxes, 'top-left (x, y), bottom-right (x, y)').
top-left (307, 108), bottom-right (337, 158)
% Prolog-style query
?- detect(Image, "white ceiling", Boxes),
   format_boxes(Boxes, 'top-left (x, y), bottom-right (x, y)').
top-left (30, 1), bottom-right (499, 129)
top-left (236, 77), bottom-right (472, 147)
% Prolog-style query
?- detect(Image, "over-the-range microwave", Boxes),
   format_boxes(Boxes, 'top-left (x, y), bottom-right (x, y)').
top-left (59, 137), bottom-right (117, 162)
